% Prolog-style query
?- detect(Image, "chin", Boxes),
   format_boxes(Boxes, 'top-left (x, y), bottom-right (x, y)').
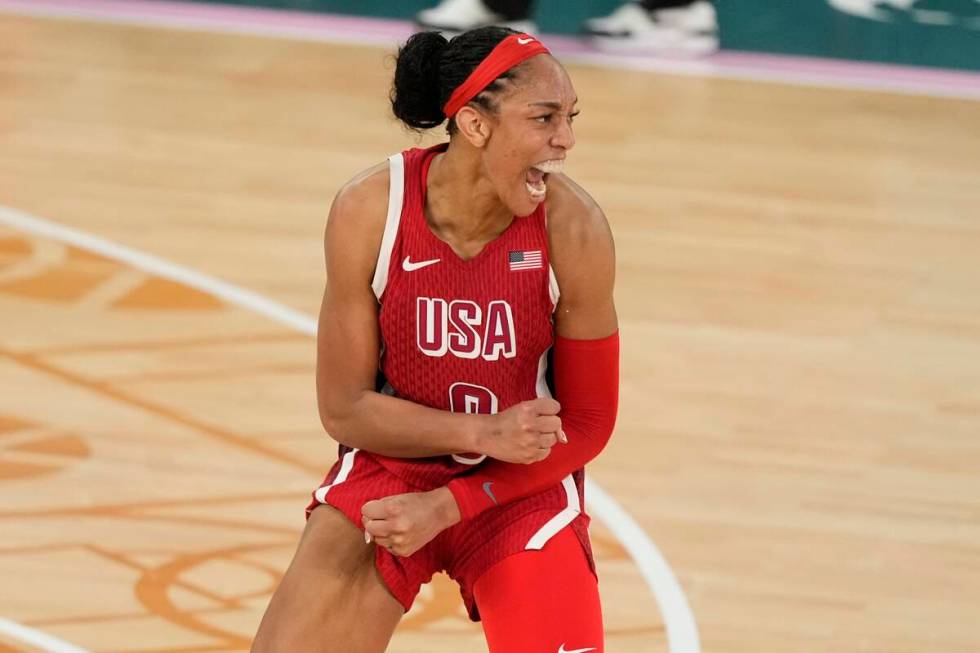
top-left (511, 191), bottom-right (546, 217)
top-left (512, 202), bottom-right (538, 218)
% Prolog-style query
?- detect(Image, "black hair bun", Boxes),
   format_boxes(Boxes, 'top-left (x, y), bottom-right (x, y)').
top-left (391, 31), bottom-right (450, 130)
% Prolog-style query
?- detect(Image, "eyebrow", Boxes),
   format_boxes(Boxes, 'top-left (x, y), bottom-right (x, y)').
top-left (528, 99), bottom-right (579, 110)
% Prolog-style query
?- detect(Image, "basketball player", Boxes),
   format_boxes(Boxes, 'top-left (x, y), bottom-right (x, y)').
top-left (251, 27), bottom-right (618, 653)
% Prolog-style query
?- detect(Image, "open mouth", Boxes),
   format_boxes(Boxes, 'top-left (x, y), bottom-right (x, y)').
top-left (525, 159), bottom-right (564, 201)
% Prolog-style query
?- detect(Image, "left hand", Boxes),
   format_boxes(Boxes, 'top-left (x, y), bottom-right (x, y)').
top-left (361, 486), bottom-right (462, 557)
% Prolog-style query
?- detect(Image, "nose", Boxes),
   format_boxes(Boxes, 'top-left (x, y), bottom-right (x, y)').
top-left (551, 115), bottom-right (575, 151)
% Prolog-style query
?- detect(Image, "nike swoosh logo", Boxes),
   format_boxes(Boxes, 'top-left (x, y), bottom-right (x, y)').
top-left (482, 481), bottom-right (498, 505)
top-left (558, 647), bottom-right (597, 653)
top-left (402, 256), bottom-right (440, 272)
top-left (517, 37), bottom-right (534, 44)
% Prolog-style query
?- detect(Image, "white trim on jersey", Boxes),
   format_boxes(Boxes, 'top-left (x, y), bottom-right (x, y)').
top-left (314, 448), bottom-right (359, 504)
top-left (549, 264), bottom-right (560, 310)
top-left (525, 475), bottom-right (581, 550)
top-left (535, 345), bottom-right (553, 400)
top-left (371, 154), bottom-right (405, 300)
top-left (524, 344), bottom-right (580, 550)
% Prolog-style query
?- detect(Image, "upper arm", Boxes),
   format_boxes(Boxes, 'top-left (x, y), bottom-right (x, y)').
top-left (316, 162), bottom-right (390, 423)
top-left (547, 175), bottom-right (618, 339)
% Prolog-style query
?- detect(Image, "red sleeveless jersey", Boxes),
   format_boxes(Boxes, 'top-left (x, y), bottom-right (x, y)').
top-left (362, 142), bottom-right (559, 489)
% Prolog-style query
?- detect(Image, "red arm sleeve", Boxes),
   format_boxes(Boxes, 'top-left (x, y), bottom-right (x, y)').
top-left (446, 331), bottom-right (619, 521)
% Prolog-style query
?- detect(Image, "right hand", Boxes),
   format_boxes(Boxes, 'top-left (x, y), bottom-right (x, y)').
top-left (477, 398), bottom-right (566, 464)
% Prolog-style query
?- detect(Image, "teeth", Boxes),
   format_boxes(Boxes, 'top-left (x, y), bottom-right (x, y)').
top-left (532, 159), bottom-right (564, 174)
top-left (526, 182), bottom-right (546, 200)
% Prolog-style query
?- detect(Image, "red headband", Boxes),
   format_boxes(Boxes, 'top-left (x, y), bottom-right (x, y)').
top-left (442, 33), bottom-right (551, 119)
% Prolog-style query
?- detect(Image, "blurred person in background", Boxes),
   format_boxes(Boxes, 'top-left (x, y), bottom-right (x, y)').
top-left (416, 0), bottom-right (719, 55)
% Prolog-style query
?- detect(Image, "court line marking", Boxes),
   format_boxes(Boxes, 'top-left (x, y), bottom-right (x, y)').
top-left (0, 204), bottom-right (701, 653)
top-left (0, 617), bottom-right (89, 653)
top-left (0, 0), bottom-right (978, 101)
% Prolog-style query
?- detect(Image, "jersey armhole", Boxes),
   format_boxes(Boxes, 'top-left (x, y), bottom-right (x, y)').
top-left (370, 153), bottom-right (405, 300)
top-left (548, 265), bottom-right (560, 310)
top-left (544, 206), bottom-right (561, 310)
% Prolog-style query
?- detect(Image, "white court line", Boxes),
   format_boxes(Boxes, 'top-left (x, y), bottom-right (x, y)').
top-left (0, 617), bottom-right (89, 653)
top-left (0, 207), bottom-right (315, 334)
top-left (587, 481), bottom-right (699, 651)
top-left (0, 204), bottom-right (701, 653)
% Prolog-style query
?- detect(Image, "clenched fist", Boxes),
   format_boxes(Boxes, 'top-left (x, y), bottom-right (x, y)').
top-left (361, 487), bottom-right (461, 557)
top-left (476, 397), bottom-right (567, 464)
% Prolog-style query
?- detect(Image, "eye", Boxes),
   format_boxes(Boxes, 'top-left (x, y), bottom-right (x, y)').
top-left (569, 111), bottom-right (580, 122)
top-left (534, 114), bottom-right (552, 123)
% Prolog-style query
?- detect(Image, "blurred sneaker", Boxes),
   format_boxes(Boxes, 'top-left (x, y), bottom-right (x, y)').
top-left (415, 0), bottom-right (537, 34)
top-left (583, 1), bottom-right (718, 56)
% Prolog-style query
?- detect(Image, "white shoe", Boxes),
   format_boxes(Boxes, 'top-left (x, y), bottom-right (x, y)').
top-left (584, 1), bottom-right (718, 56)
top-left (415, 0), bottom-right (537, 34)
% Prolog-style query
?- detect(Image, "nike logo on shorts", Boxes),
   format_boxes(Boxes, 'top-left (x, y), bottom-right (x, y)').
top-left (558, 646), bottom-right (597, 653)
top-left (402, 256), bottom-right (440, 272)
top-left (483, 481), bottom-right (498, 505)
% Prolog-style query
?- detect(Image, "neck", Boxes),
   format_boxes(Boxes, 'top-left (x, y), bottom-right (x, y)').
top-left (425, 141), bottom-right (513, 245)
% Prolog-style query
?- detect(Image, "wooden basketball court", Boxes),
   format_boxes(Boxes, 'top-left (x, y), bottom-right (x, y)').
top-left (1, 9), bottom-right (978, 653)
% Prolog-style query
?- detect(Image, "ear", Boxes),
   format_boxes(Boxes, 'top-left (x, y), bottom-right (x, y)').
top-left (455, 105), bottom-right (492, 148)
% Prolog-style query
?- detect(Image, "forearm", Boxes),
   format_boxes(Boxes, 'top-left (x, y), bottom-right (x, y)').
top-left (447, 332), bottom-right (619, 519)
top-left (320, 389), bottom-right (488, 458)
top-left (448, 415), bottom-right (611, 518)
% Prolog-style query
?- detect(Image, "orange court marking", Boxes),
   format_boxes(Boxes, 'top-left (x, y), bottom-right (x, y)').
top-left (0, 347), bottom-right (322, 476)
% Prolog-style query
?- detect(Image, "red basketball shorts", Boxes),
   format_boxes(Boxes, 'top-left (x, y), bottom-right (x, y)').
top-left (306, 449), bottom-right (596, 621)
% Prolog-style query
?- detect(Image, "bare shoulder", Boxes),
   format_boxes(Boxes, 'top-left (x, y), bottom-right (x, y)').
top-left (323, 160), bottom-right (392, 287)
top-left (545, 174), bottom-right (617, 336)
top-left (327, 160), bottom-right (390, 239)
top-left (545, 173), bottom-right (614, 266)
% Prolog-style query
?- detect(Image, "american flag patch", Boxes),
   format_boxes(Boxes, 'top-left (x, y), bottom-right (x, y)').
top-left (508, 250), bottom-right (543, 271)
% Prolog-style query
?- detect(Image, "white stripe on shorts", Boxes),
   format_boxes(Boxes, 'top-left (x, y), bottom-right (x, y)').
top-left (524, 474), bottom-right (580, 550)
top-left (314, 448), bottom-right (359, 504)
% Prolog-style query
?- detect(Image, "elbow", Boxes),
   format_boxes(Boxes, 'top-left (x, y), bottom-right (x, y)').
top-left (595, 422), bottom-right (616, 459)
top-left (317, 396), bottom-right (359, 448)
top-left (589, 423), bottom-right (616, 462)
top-left (566, 408), bottom-right (617, 462)
top-left (317, 407), bottom-right (342, 443)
